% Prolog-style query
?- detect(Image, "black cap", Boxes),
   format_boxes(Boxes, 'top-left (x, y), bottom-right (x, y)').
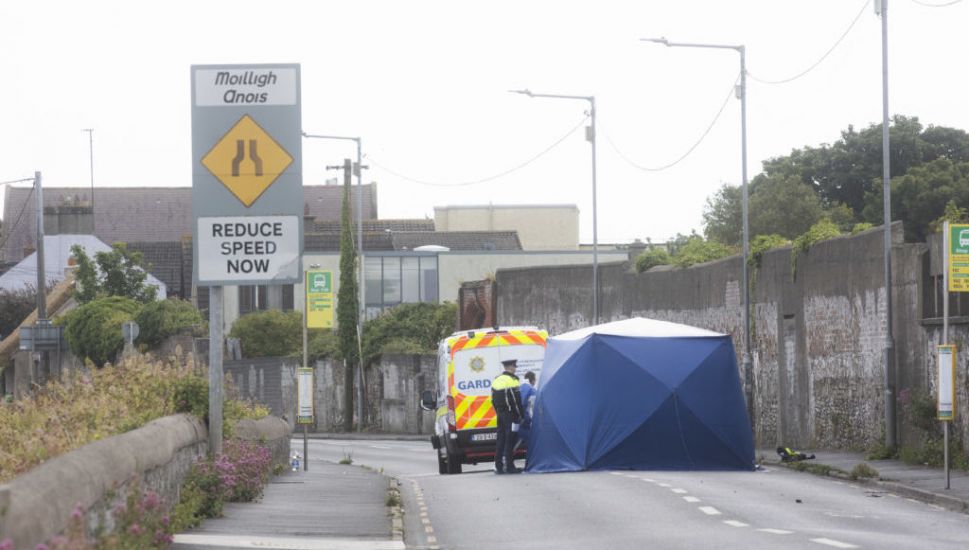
top-left (501, 359), bottom-right (518, 368)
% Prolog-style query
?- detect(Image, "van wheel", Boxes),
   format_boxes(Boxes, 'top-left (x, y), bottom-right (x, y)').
top-left (446, 453), bottom-right (462, 474)
top-left (437, 451), bottom-right (447, 475)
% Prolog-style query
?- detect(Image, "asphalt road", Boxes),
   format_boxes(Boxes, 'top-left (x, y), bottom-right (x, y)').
top-left (303, 438), bottom-right (969, 550)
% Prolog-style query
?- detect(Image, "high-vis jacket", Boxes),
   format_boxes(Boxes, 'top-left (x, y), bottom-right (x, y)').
top-left (492, 372), bottom-right (524, 421)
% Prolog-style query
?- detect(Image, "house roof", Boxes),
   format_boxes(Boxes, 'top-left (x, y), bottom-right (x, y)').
top-left (0, 234), bottom-right (167, 298)
top-left (1, 184), bottom-right (378, 262)
top-left (127, 241), bottom-right (190, 299)
top-left (303, 230), bottom-right (522, 252)
top-left (391, 231), bottom-right (522, 251)
top-left (312, 218), bottom-right (434, 232)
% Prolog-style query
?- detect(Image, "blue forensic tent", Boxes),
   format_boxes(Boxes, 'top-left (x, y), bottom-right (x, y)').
top-left (526, 318), bottom-right (754, 473)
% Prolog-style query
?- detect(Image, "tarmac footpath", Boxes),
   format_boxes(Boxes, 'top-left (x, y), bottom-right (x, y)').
top-left (173, 458), bottom-right (404, 550)
top-left (759, 447), bottom-right (969, 515)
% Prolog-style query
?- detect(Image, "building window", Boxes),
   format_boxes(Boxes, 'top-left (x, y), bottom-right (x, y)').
top-left (239, 284), bottom-right (294, 314)
top-left (364, 255), bottom-right (438, 318)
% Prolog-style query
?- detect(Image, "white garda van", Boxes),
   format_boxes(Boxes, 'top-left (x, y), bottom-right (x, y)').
top-left (420, 326), bottom-right (547, 474)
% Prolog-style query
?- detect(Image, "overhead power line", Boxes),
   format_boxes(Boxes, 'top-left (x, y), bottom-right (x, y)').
top-left (747, 0), bottom-right (870, 85)
top-left (604, 75), bottom-right (738, 173)
top-left (366, 116), bottom-right (589, 187)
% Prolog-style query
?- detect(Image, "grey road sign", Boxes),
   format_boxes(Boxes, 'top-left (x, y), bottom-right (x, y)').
top-left (191, 63), bottom-right (303, 286)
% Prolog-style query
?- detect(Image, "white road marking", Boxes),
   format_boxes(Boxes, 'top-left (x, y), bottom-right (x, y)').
top-left (641, 478), bottom-right (656, 483)
top-left (723, 520), bottom-right (748, 528)
top-left (421, 518), bottom-right (430, 525)
top-left (658, 483), bottom-right (672, 488)
top-left (698, 506), bottom-right (721, 515)
top-left (671, 488), bottom-right (687, 494)
top-left (810, 538), bottom-right (858, 548)
top-left (683, 496), bottom-right (701, 503)
top-left (172, 534), bottom-right (405, 549)
top-left (426, 536), bottom-right (437, 544)
top-left (758, 528), bottom-right (793, 535)
top-left (370, 445), bottom-right (392, 449)
top-left (425, 526), bottom-right (434, 534)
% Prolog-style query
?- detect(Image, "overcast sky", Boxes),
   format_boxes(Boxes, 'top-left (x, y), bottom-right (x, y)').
top-left (2, 0), bottom-right (967, 244)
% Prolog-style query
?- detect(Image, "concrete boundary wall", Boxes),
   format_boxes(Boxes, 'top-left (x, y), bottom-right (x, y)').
top-left (496, 223), bottom-right (967, 453)
top-left (0, 414), bottom-right (291, 549)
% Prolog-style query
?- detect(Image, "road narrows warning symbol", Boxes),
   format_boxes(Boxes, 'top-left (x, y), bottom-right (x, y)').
top-left (202, 114), bottom-right (293, 207)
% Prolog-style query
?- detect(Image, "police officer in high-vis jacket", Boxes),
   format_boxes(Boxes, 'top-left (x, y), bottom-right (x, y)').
top-left (492, 358), bottom-right (524, 474)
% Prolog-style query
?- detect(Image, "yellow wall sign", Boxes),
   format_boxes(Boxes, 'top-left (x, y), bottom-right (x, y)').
top-left (306, 270), bottom-right (334, 329)
top-left (201, 114), bottom-right (293, 207)
top-left (949, 223), bottom-right (969, 292)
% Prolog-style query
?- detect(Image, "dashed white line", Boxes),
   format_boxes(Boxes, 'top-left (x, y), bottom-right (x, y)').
top-left (427, 536), bottom-right (437, 544)
top-left (425, 526), bottom-right (434, 534)
top-left (671, 488), bottom-right (687, 494)
top-left (698, 506), bottom-right (721, 515)
top-left (683, 496), bottom-right (701, 503)
top-left (641, 478), bottom-right (656, 483)
top-left (723, 520), bottom-right (748, 528)
top-left (810, 538), bottom-right (858, 548)
top-left (758, 528), bottom-right (793, 535)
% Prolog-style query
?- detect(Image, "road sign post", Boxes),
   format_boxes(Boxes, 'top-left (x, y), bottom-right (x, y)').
top-left (940, 221), bottom-right (967, 489)
top-left (192, 64), bottom-right (303, 456)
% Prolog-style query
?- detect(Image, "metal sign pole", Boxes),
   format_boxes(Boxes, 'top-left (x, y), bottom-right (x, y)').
top-left (302, 279), bottom-right (309, 471)
top-left (209, 286), bottom-right (223, 456)
top-left (942, 222), bottom-right (950, 489)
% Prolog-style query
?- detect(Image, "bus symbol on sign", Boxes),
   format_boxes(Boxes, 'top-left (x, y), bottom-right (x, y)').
top-left (309, 272), bottom-right (330, 293)
top-left (960, 229), bottom-right (969, 248)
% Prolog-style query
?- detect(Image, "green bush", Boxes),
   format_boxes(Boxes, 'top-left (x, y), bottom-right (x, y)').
top-left (672, 237), bottom-right (736, 268)
top-left (229, 309), bottom-right (302, 358)
top-left (61, 296), bottom-right (142, 367)
top-left (0, 286), bottom-right (37, 340)
top-left (362, 302), bottom-right (456, 365)
top-left (748, 234), bottom-right (789, 270)
top-left (135, 298), bottom-right (205, 349)
top-left (308, 328), bottom-right (341, 360)
top-left (172, 375), bottom-right (209, 419)
top-left (635, 248), bottom-right (672, 272)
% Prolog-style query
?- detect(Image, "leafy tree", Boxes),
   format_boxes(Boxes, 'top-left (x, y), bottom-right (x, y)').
top-left (761, 116), bottom-right (969, 216)
top-left (134, 299), bottom-right (205, 349)
top-left (0, 286), bottom-right (38, 339)
top-left (863, 159), bottom-right (969, 241)
top-left (748, 175), bottom-right (825, 240)
top-left (672, 236), bottom-right (735, 268)
top-left (61, 296), bottom-right (141, 367)
top-left (337, 166), bottom-right (360, 432)
top-left (635, 247), bottom-right (673, 273)
top-left (702, 184), bottom-right (742, 245)
top-left (71, 243), bottom-right (157, 303)
top-left (361, 302), bottom-right (457, 366)
top-left (228, 310), bottom-right (302, 358)
top-left (930, 199), bottom-right (969, 234)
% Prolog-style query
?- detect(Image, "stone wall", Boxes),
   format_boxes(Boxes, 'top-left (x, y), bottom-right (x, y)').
top-left (0, 414), bottom-right (290, 549)
top-left (496, 223), bottom-right (965, 453)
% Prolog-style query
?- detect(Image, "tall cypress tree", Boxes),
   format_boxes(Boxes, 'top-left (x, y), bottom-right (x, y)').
top-left (337, 159), bottom-right (359, 432)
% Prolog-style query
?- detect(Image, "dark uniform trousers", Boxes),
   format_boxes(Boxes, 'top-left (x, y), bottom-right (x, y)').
top-left (495, 411), bottom-right (517, 471)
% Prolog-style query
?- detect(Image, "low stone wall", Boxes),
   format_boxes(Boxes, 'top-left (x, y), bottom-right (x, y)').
top-left (0, 413), bottom-right (291, 549)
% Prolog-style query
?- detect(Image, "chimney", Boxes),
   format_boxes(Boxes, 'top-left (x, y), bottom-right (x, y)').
top-left (44, 200), bottom-right (95, 236)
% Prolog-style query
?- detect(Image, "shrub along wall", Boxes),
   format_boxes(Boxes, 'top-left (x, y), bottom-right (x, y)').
top-left (0, 414), bottom-right (289, 549)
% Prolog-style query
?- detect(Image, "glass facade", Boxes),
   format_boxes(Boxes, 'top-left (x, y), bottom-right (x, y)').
top-left (364, 254), bottom-right (439, 319)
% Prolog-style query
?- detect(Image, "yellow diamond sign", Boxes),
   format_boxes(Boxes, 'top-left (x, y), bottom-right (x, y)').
top-left (202, 115), bottom-right (293, 207)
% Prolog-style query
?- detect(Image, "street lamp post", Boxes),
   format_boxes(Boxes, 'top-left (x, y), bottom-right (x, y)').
top-left (509, 90), bottom-right (600, 325)
top-left (641, 37), bottom-right (754, 426)
top-left (82, 129), bottom-right (94, 209)
top-left (302, 132), bottom-right (366, 430)
top-left (875, 0), bottom-right (896, 450)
